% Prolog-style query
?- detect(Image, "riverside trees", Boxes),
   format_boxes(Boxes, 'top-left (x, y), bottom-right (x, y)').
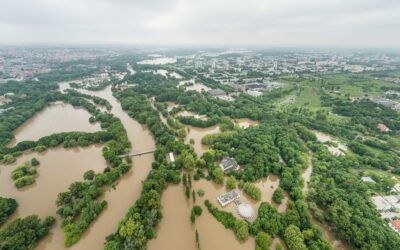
top-left (0, 197), bottom-right (17, 225)
top-left (0, 215), bottom-right (55, 250)
top-left (104, 87), bottom-right (191, 249)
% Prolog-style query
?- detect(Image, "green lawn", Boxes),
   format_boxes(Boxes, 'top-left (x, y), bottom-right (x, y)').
top-left (293, 87), bottom-right (321, 111)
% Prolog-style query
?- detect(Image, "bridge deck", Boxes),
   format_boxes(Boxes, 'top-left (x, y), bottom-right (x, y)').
top-left (119, 148), bottom-right (156, 158)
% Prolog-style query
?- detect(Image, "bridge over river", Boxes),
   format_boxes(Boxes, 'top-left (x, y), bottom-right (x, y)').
top-left (119, 148), bottom-right (156, 158)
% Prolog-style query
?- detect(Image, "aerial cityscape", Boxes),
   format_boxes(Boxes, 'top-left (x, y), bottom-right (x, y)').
top-left (1, 1), bottom-right (400, 250)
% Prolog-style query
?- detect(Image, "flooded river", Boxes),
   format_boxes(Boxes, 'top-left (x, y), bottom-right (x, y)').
top-left (1, 80), bottom-right (349, 250)
top-left (149, 175), bottom-right (287, 250)
top-left (59, 86), bottom-right (156, 250)
top-left (2, 84), bottom-right (156, 250)
top-left (0, 146), bottom-right (106, 249)
top-left (9, 102), bottom-right (101, 146)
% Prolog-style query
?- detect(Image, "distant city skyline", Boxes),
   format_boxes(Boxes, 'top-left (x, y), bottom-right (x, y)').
top-left (0, 0), bottom-right (399, 48)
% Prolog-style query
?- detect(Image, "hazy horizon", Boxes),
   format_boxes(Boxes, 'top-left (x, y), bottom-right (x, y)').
top-left (0, 0), bottom-right (400, 48)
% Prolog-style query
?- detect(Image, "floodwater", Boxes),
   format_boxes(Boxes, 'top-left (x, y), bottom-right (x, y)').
top-left (137, 57), bottom-right (177, 65)
top-left (235, 118), bottom-right (259, 129)
top-left (148, 175), bottom-right (287, 250)
top-left (302, 155), bottom-right (313, 194)
top-left (184, 125), bottom-right (220, 156)
top-left (126, 63), bottom-right (136, 75)
top-left (58, 86), bottom-right (156, 249)
top-left (9, 102), bottom-right (101, 146)
top-left (0, 146), bottom-right (107, 249)
top-left (58, 82), bottom-right (70, 93)
top-left (2, 84), bottom-right (156, 250)
top-left (165, 101), bottom-right (179, 112)
top-left (176, 110), bottom-right (208, 121)
top-left (313, 131), bottom-right (347, 156)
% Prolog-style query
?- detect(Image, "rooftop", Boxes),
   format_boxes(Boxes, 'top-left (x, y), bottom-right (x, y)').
top-left (217, 189), bottom-right (240, 207)
top-left (208, 88), bottom-right (226, 96)
top-left (219, 157), bottom-right (240, 173)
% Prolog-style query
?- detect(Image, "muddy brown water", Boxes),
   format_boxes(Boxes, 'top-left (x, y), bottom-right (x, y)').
top-left (1, 82), bottom-right (348, 249)
top-left (148, 175), bottom-right (288, 250)
top-left (184, 125), bottom-right (220, 157)
top-left (9, 102), bottom-right (101, 146)
top-left (235, 118), bottom-right (259, 129)
top-left (0, 146), bottom-right (106, 249)
top-left (1, 85), bottom-right (155, 250)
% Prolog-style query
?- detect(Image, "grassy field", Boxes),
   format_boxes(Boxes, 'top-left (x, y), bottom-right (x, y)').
top-left (352, 168), bottom-right (400, 182)
top-left (323, 73), bottom-right (400, 97)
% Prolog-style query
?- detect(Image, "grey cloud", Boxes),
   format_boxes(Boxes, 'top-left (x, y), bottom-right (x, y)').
top-left (0, 0), bottom-right (399, 47)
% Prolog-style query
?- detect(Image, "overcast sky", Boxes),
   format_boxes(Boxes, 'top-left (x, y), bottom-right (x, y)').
top-left (0, 0), bottom-right (399, 47)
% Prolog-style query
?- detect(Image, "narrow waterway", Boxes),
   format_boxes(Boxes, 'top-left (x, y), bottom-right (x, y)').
top-left (184, 125), bottom-right (220, 157)
top-left (0, 146), bottom-right (107, 249)
top-left (302, 154), bottom-right (349, 250)
top-left (1, 84), bottom-right (156, 250)
top-left (56, 85), bottom-right (156, 250)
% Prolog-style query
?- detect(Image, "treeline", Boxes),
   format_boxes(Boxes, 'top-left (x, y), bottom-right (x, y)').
top-left (204, 200), bottom-right (250, 241)
top-left (301, 129), bottom-right (400, 249)
top-left (1, 94), bottom-right (116, 160)
top-left (129, 72), bottom-right (281, 122)
top-left (0, 197), bottom-right (17, 225)
top-left (104, 87), bottom-right (193, 249)
top-left (0, 215), bottom-right (55, 250)
top-left (65, 89), bottom-right (112, 110)
top-left (288, 108), bottom-right (400, 173)
top-left (56, 105), bottom-right (131, 246)
top-left (1, 78), bottom-right (134, 246)
top-left (333, 100), bottom-right (400, 133)
top-left (205, 199), bottom-right (331, 250)
top-left (0, 81), bottom-right (55, 146)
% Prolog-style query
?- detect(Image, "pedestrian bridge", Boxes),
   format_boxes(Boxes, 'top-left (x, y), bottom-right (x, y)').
top-left (119, 148), bottom-right (156, 158)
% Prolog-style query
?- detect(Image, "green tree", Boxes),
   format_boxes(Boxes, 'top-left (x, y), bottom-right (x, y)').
top-left (193, 205), bottom-right (203, 216)
top-left (83, 170), bottom-right (95, 181)
top-left (234, 220), bottom-right (249, 241)
top-left (0, 197), bottom-right (18, 224)
top-left (284, 225), bottom-right (307, 250)
top-left (2, 154), bottom-right (15, 164)
top-left (213, 168), bottom-right (224, 184)
top-left (185, 186), bottom-right (190, 199)
top-left (226, 176), bottom-right (237, 190)
top-left (197, 189), bottom-right (205, 197)
top-left (31, 158), bottom-right (40, 166)
top-left (255, 232), bottom-right (270, 250)
top-left (242, 182), bottom-right (261, 201)
top-left (273, 187), bottom-right (284, 204)
top-left (182, 153), bottom-right (196, 170)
